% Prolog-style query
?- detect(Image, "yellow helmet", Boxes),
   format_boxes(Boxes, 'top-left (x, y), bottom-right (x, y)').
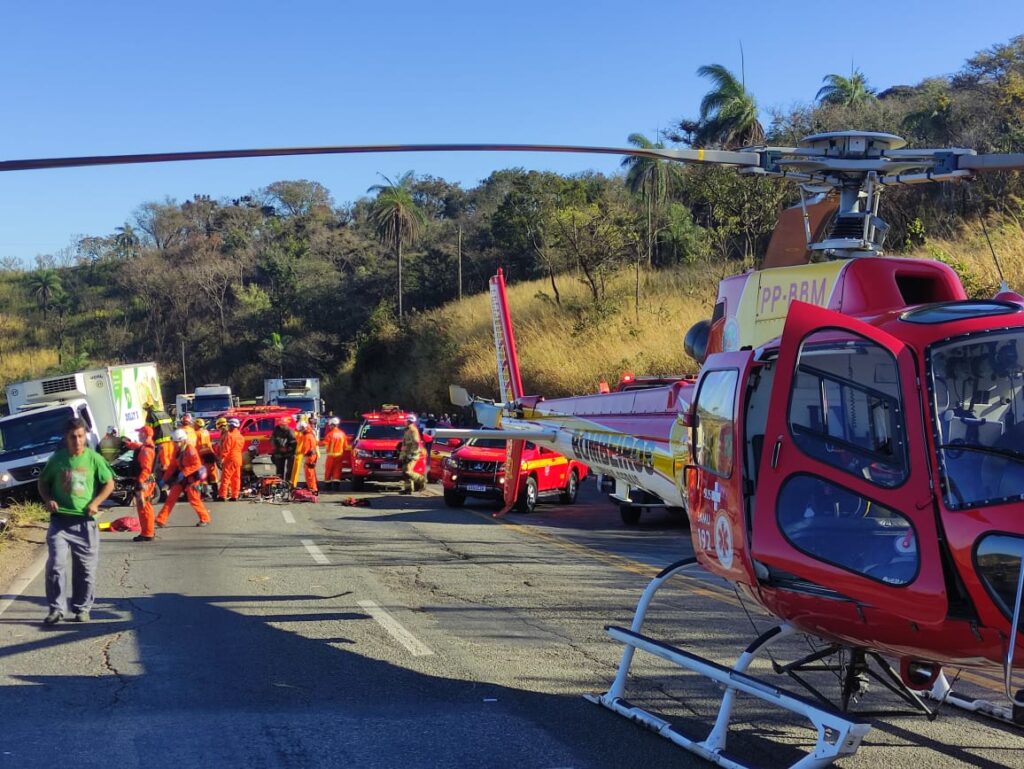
top-left (194, 418), bottom-right (206, 428)
top-left (215, 417), bottom-right (228, 429)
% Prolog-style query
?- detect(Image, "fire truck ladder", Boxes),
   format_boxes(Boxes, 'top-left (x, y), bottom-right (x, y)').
top-left (585, 558), bottom-right (870, 769)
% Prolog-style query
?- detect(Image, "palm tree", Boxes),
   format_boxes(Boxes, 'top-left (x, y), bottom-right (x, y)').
top-left (367, 172), bottom-right (426, 320)
top-left (620, 133), bottom-right (681, 267)
top-left (816, 68), bottom-right (877, 107)
top-left (693, 63), bottom-right (764, 149)
top-left (25, 269), bottom-right (62, 320)
top-left (114, 223), bottom-right (140, 259)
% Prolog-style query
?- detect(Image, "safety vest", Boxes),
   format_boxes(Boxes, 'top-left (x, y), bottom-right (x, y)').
top-left (147, 408), bottom-right (174, 445)
top-left (99, 434), bottom-right (122, 463)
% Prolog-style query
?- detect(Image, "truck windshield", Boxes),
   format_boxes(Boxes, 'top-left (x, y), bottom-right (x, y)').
top-left (929, 329), bottom-right (1024, 510)
top-left (193, 395), bottom-right (232, 412)
top-left (469, 438), bottom-right (508, 450)
top-left (278, 397), bottom-right (316, 414)
top-left (359, 424), bottom-right (406, 440)
top-left (0, 406), bottom-right (76, 456)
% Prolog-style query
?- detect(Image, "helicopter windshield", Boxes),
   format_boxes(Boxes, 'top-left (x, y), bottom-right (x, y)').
top-left (929, 329), bottom-right (1024, 510)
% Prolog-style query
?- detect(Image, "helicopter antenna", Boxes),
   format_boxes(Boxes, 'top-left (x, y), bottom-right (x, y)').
top-left (979, 215), bottom-right (1008, 290)
top-left (740, 40), bottom-right (746, 89)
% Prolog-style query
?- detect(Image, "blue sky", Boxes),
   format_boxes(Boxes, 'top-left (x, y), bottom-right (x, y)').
top-left (1, 1), bottom-right (1020, 263)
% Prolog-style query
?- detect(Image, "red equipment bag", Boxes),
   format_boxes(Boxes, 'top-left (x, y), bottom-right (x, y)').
top-left (291, 488), bottom-right (318, 503)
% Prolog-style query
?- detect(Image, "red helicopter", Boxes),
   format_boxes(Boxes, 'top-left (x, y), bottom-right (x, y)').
top-left (6, 131), bottom-right (1024, 768)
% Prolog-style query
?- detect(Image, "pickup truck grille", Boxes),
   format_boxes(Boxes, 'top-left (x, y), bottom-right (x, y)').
top-left (369, 449), bottom-right (398, 460)
top-left (458, 460), bottom-right (500, 473)
top-left (10, 462), bottom-right (47, 482)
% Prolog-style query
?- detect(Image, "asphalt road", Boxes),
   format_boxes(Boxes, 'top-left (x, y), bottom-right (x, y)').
top-left (0, 478), bottom-right (1021, 769)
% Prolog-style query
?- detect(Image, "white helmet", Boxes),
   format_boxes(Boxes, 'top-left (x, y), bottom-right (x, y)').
top-left (228, 418), bottom-right (240, 428)
top-left (329, 417), bottom-right (340, 425)
top-left (172, 428), bottom-right (188, 443)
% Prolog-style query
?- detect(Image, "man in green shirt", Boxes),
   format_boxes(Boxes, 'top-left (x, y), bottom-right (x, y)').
top-left (37, 417), bottom-right (115, 624)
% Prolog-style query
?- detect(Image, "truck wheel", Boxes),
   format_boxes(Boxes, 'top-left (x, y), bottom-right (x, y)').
top-left (559, 470), bottom-right (579, 504)
top-left (443, 489), bottom-right (465, 507)
top-left (516, 476), bottom-right (538, 513)
top-left (351, 476), bottom-right (365, 491)
top-left (619, 504), bottom-right (641, 525)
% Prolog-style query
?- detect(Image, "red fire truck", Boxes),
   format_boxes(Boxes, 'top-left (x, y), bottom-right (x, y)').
top-left (350, 405), bottom-right (428, 491)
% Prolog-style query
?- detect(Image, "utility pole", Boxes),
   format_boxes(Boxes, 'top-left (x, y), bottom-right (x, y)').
top-left (457, 223), bottom-right (463, 301)
top-left (181, 338), bottom-right (187, 395)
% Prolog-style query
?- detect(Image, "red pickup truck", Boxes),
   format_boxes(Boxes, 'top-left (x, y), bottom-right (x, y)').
top-left (441, 437), bottom-right (588, 512)
top-left (350, 407), bottom-right (428, 491)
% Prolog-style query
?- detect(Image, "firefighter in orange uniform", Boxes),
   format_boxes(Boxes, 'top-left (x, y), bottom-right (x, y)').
top-left (322, 417), bottom-right (348, 491)
top-left (195, 417), bottom-right (220, 498)
top-left (131, 425), bottom-right (157, 542)
top-left (180, 413), bottom-right (198, 447)
top-left (145, 403), bottom-right (175, 473)
top-left (290, 419), bottom-right (319, 494)
top-left (156, 429), bottom-right (211, 527)
top-left (217, 417), bottom-right (245, 501)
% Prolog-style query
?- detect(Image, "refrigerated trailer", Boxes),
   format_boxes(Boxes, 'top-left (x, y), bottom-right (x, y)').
top-left (0, 363), bottom-right (162, 497)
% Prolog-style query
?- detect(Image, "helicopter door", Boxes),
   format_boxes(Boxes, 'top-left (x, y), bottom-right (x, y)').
top-left (688, 351), bottom-right (758, 585)
top-left (752, 302), bottom-right (947, 625)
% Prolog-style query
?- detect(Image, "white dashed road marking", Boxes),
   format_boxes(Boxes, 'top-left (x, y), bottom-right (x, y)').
top-left (301, 539), bottom-right (329, 564)
top-left (358, 599), bottom-right (434, 657)
top-left (0, 550), bottom-right (47, 618)
top-left (281, 509), bottom-right (295, 524)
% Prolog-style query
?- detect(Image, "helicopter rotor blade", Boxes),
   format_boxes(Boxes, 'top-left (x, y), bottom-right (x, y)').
top-left (958, 153), bottom-right (1024, 172)
top-left (0, 143), bottom-right (760, 173)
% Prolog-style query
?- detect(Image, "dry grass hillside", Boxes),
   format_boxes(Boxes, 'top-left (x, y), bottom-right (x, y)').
top-left (340, 216), bottom-right (1024, 412)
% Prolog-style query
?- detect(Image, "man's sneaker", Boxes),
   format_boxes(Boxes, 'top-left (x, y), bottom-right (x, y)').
top-left (132, 535), bottom-right (154, 542)
top-left (155, 521), bottom-right (166, 528)
top-left (43, 610), bottom-right (63, 625)
top-left (196, 521), bottom-right (209, 527)
top-left (73, 611), bottom-right (90, 623)
top-left (229, 497), bottom-right (239, 502)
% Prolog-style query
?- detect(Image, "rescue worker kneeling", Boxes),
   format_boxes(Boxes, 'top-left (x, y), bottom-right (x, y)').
top-left (155, 429), bottom-right (211, 528)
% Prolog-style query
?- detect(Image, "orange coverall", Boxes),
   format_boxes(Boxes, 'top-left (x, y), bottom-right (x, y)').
top-left (323, 427), bottom-right (348, 484)
top-left (157, 440), bottom-right (175, 473)
top-left (182, 424), bottom-right (198, 448)
top-left (156, 443), bottom-right (211, 525)
top-left (290, 427), bottom-right (319, 493)
top-left (134, 439), bottom-right (157, 538)
top-left (196, 427), bottom-right (220, 487)
top-left (218, 427), bottom-right (245, 500)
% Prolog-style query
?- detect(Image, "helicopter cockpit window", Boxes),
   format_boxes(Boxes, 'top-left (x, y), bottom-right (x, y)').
top-left (788, 330), bottom-right (908, 488)
top-left (778, 474), bottom-right (919, 586)
top-left (693, 369), bottom-right (737, 477)
top-left (928, 329), bottom-right (1024, 510)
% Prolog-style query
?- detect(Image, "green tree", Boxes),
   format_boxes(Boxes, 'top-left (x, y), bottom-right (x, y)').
top-left (816, 68), bottom-right (877, 107)
top-left (693, 63), bottom-right (765, 148)
top-left (368, 172), bottom-right (426, 319)
top-left (621, 133), bottom-right (682, 267)
top-left (25, 268), bottom-right (62, 321)
top-left (114, 223), bottom-right (140, 259)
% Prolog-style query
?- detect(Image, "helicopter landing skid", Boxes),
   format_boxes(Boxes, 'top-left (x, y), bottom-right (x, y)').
top-left (926, 673), bottom-right (1021, 727)
top-left (585, 558), bottom-right (870, 769)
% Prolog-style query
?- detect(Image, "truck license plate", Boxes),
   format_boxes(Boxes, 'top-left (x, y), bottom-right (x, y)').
top-left (466, 483), bottom-right (488, 492)
top-left (381, 462), bottom-right (398, 470)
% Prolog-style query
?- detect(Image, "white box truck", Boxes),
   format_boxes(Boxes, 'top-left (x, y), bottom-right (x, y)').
top-left (189, 384), bottom-right (237, 422)
top-left (0, 363), bottom-right (163, 496)
top-left (263, 378), bottom-right (322, 425)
